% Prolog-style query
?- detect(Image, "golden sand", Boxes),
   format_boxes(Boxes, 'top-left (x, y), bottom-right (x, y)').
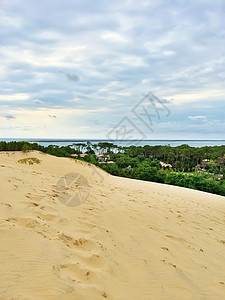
top-left (0, 151), bottom-right (225, 299)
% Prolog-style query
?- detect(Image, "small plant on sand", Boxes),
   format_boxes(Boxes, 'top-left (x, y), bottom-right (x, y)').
top-left (18, 157), bottom-right (41, 165)
top-left (22, 143), bottom-right (32, 153)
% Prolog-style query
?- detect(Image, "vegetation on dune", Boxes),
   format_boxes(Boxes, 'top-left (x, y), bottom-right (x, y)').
top-left (1, 140), bottom-right (225, 196)
top-left (18, 157), bottom-right (41, 165)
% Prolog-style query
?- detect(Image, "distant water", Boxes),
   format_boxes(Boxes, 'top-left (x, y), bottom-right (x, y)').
top-left (1, 138), bottom-right (225, 147)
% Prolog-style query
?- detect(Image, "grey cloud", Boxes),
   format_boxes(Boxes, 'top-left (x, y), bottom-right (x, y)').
top-left (60, 71), bottom-right (80, 82)
top-left (160, 98), bottom-right (171, 104)
top-left (2, 114), bottom-right (16, 120)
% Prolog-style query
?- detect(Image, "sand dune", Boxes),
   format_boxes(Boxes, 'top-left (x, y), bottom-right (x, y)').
top-left (0, 151), bottom-right (225, 300)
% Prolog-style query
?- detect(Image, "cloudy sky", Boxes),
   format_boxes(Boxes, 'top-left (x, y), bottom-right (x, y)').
top-left (0, 0), bottom-right (225, 139)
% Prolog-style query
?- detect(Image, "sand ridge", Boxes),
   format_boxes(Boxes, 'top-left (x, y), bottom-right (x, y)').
top-left (0, 151), bottom-right (225, 300)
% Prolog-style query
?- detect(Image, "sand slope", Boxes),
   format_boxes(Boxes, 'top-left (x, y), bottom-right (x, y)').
top-left (0, 151), bottom-right (225, 300)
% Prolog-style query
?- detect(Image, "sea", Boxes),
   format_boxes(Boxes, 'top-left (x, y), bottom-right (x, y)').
top-left (1, 138), bottom-right (225, 148)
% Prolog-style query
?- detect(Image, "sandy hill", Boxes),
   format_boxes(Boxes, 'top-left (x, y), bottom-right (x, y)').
top-left (0, 151), bottom-right (225, 300)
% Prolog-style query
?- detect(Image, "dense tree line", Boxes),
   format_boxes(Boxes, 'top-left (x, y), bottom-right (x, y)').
top-left (0, 141), bottom-right (76, 157)
top-left (1, 141), bottom-right (225, 197)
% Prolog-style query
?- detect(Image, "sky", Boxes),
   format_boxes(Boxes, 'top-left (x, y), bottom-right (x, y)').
top-left (0, 0), bottom-right (225, 140)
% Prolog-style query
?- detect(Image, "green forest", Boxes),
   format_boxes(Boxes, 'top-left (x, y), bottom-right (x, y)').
top-left (1, 140), bottom-right (225, 197)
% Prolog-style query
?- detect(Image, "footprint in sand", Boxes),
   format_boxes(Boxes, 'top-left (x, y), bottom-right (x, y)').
top-left (58, 233), bottom-right (99, 251)
top-left (219, 240), bottom-right (225, 245)
top-left (161, 247), bottom-right (169, 251)
top-left (0, 203), bottom-right (12, 208)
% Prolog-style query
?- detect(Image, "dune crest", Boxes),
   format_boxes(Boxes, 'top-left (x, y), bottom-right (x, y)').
top-left (0, 151), bottom-right (225, 300)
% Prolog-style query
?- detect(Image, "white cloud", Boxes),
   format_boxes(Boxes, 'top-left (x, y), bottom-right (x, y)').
top-left (101, 31), bottom-right (129, 43)
top-left (168, 89), bottom-right (225, 104)
top-left (32, 99), bottom-right (44, 105)
top-left (188, 115), bottom-right (207, 121)
top-left (163, 50), bottom-right (176, 56)
top-left (0, 13), bottom-right (24, 29)
top-left (0, 93), bottom-right (30, 101)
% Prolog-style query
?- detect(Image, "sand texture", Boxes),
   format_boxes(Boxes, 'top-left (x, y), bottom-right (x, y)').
top-left (0, 151), bottom-right (225, 300)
